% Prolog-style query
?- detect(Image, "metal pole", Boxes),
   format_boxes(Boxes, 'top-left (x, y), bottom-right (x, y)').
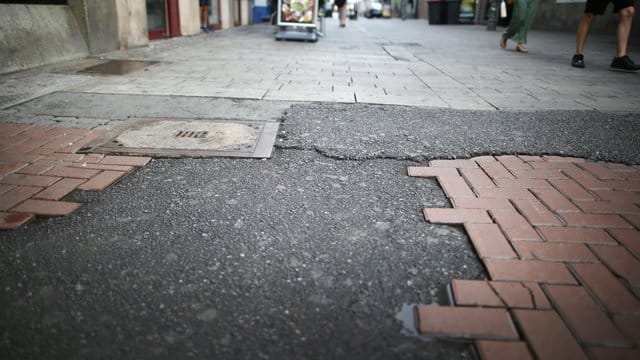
top-left (485, 0), bottom-right (498, 30)
top-left (401, 0), bottom-right (407, 20)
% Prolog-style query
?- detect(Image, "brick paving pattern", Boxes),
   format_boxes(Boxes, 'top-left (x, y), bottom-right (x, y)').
top-left (0, 123), bottom-right (150, 230)
top-left (409, 155), bottom-right (640, 360)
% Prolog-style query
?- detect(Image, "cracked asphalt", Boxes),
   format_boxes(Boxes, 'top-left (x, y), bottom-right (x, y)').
top-left (2, 98), bottom-right (640, 359)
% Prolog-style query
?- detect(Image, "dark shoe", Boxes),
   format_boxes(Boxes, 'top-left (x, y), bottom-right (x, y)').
top-left (571, 54), bottom-right (585, 68)
top-left (610, 55), bottom-right (640, 72)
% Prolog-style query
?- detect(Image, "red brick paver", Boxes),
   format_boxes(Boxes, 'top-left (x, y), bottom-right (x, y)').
top-left (0, 123), bottom-right (151, 230)
top-left (475, 340), bottom-right (534, 360)
top-left (416, 306), bottom-right (518, 340)
top-left (408, 155), bottom-right (640, 359)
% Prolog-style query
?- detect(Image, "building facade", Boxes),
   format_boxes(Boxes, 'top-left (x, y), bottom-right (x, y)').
top-left (0, 0), bottom-right (254, 74)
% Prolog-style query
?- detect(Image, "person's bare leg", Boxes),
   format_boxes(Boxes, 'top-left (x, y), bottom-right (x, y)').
top-left (576, 13), bottom-right (597, 55)
top-left (616, 6), bottom-right (635, 57)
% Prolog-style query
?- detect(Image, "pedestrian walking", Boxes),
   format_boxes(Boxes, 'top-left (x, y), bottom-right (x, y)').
top-left (335, 0), bottom-right (347, 27)
top-left (571, 0), bottom-right (639, 71)
top-left (200, 0), bottom-right (211, 33)
top-left (499, 0), bottom-right (540, 53)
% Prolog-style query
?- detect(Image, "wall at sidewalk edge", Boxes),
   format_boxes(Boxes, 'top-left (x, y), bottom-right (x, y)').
top-left (0, 4), bottom-right (89, 75)
top-left (532, 2), bottom-right (640, 38)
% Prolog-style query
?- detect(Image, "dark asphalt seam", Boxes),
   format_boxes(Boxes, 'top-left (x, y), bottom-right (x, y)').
top-left (274, 144), bottom-right (424, 163)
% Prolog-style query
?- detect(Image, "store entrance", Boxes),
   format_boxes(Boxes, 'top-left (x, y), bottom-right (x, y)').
top-left (146, 0), bottom-right (181, 40)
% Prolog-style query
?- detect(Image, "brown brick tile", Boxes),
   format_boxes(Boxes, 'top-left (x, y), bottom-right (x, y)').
top-left (1, 173), bottom-right (60, 187)
top-left (518, 155), bottom-right (544, 162)
top-left (11, 199), bottom-right (82, 217)
top-left (497, 155), bottom-right (531, 171)
top-left (574, 200), bottom-right (640, 215)
top-left (407, 166), bottom-right (459, 178)
top-left (604, 162), bottom-right (636, 172)
top-left (429, 159), bottom-right (478, 169)
top-left (563, 167), bottom-right (613, 191)
top-left (576, 162), bottom-right (625, 180)
top-left (36, 134), bottom-right (85, 153)
top-left (543, 156), bottom-right (586, 163)
top-left (33, 178), bottom-right (85, 201)
top-left (0, 184), bottom-right (14, 196)
top-left (532, 188), bottom-right (580, 213)
top-left (416, 306), bottom-right (518, 339)
top-left (511, 168), bottom-right (567, 180)
top-left (460, 168), bottom-right (496, 188)
top-left (0, 212), bottom-right (35, 230)
top-left (512, 198), bottom-right (562, 226)
top-left (561, 213), bottom-right (633, 228)
top-left (489, 281), bottom-right (551, 309)
top-left (594, 190), bottom-right (640, 204)
top-left (77, 171), bottom-right (127, 191)
top-left (472, 155), bottom-right (498, 164)
top-left (514, 242), bottom-right (598, 262)
top-left (591, 245), bottom-right (640, 287)
top-left (0, 152), bottom-right (44, 163)
top-left (68, 163), bottom-right (134, 172)
top-left (549, 178), bottom-right (596, 201)
top-left (589, 347), bottom-right (640, 360)
top-left (0, 162), bottom-right (28, 177)
top-left (490, 209), bottom-right (541, 241)
top-left (100, 155), bottom-right (151, 167)
top-left (59, 130), bottom-right (108, 154)
top-left (571, 263), bottom-right (640, 314)
top-left (537, 226), bottom-right (617, 244)
top-left (620, 171), bottom-right (640, 181)
top-left (80, 153), bottom-right (106, 164)
top-left (452, 280), bottom-right (504, 307)
top-left (513, 309), bottom-right (587, 360)
top-left (464, 223), bottom-right (518, 259)
top-left (0, 186), bottom-right (41, 211)
top-left (8, 137), bottom-right (53, 154)
top-left (475, 187), bottom-right (536, 200)
top-left (546, 285), bottom-right (630, 346)
top-left (609, 228), bottom-right (640, 259)
top-left (475, 340), bottom-right (534, 360)
top-left (423, 208), bottom-right (492, 224)
top-left (44, 153), bottom-right (86, 162)
top-left (479, 162), bottom-right (516, 180)
top-left (0, 124), bottom-right (32, 137)
top-left (624, 214), bottom-right (640, 229)
top-left (495, 178), bottom-right (552, 190)
top-left (452, 197), bottom-right (512, 210)
top-left (530, 161), bottom-right (580, 171)
top-left (14, 162), bottom-right (55, 175)
top-left (606, 180), bottom-right (640, 191)
top-left (613, 314), bottom-right (640, 345)
top-left (437, 176), bottom-right (475, 198)
top-left (46, 165), bottom-right (101, 179)
top-left (484, 259), bottom-right (577, 284)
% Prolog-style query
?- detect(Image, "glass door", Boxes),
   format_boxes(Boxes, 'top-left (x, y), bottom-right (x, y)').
top-left (209, 0), bottom-right (222, 29)
top-left (233, 0), bottom-right (241, 26)
top-left (146, 0), bottom-right (167, 40)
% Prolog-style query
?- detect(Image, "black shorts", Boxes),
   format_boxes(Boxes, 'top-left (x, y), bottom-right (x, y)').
top-left (585, 0), bottom-right (635, 14)
top-left (200, 0), bottom-right (211, 6)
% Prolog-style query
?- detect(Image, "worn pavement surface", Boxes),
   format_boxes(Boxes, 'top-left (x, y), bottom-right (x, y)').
top-left (1, 17), bottom-right (640, 359)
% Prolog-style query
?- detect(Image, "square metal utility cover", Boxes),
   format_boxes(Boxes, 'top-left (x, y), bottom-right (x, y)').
top-left (78, 60), bottom-right (158, 75)
top-left (82, 118), bottom-right (279, 158)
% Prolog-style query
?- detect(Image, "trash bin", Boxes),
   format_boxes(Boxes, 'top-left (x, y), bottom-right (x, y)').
top-left (427, 0), bottom-right (446, 24)
top-left (445, 0), bottom-right (460, 24)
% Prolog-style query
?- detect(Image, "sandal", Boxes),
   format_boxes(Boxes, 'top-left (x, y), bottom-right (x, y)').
top-left (499, 35), bottom-right (507, 49)
top-left (516, 44), bottom-right (528, 53)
